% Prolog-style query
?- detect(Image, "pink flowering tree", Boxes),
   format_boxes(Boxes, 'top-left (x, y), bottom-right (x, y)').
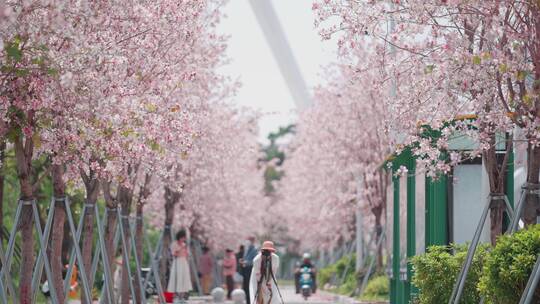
top-left (1, 0), bottom-right (235, 301)
top-left (278, 61), bottom-right (391, 270)
top-left (312, 0), bottom-right (540, 243)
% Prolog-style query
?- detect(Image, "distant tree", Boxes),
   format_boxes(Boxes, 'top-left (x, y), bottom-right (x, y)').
top-left (261, 124), bottom-right (295, 195)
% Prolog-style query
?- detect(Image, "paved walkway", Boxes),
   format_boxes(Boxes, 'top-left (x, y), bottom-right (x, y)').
top-left (184, 285), bottom-right (379, 304)
top-left (66, 285), bottom-right (387, 304)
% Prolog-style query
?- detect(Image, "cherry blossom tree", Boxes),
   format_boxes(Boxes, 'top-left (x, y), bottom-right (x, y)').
top-left (147, 103), bottom-right (264, 250)
top-left (277, 61), bottom-right (391, 267)
top-left (0, 2), bottom-right (89, 301)
top-left (1, 0), bottom-right (238, 302)
top-left (312, 0), bottom-right (540, 243)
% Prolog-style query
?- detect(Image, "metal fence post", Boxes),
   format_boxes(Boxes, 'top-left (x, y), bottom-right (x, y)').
top-left (0, 201), bottom-right (22, 301)
top-left (143, 225), bottom-right (166, 303)
top-left (31, 200), bottom-right (60, 304)
top-left (117, 208), bottom-right (137, 302)
top-left (63, 202), bottom-right (87, 295)
top-left (64, 197), bottom-right (93, 303)
top-left (358, 228), bottom-right (386, 298)
top-left (96, 206), bottom-right (114, 304)
top-left (128, 217), bottom-right (147, 304)
top-left (188, 239), bottom-right (203, 296)
top-left (31, 197), bottom-right (56, 302)
top-left (448, 195), bottom-right (491, 304)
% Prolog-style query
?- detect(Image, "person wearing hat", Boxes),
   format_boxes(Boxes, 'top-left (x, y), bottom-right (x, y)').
top-left (249, 241), bottom-right (281, 304)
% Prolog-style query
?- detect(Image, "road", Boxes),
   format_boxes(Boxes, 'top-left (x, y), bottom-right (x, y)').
top-left (66, 286), bottom-right (363, 304)
top-left (185, 285), bottom-right (355, 304)
top-left (266, 285), bottom-right (342, 304)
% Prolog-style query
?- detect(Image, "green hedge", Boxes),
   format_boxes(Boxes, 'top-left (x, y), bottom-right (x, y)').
top-left (318, 254), bottom-right (388, 301)
top-left (411, 243), bottom-right (488, 304)
top-left (361, 275), bottom-right (389, 301)
top-left (318, 253), bottom-right (356, 291)
top-left (479, 224), bottom-right (540, 303)
top-left (412, 224), bottom-right (540, 304)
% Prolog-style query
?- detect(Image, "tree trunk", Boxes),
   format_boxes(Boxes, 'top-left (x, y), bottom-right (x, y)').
top-left (161, 226), bottom-right (172, 287)
top-left (482, 133), bottom-right (511, 245)
top-left (50, 164), bottom-right (66, 304)
top-left (484, 152), bottom-right (504, 245)
top-left (364, 170), bottom-right (387, 271)
top-left (134, 173), bottom-right (151, 303)
top-left (160, 186), bottom-right (178, 285)
top-left (120, 215), bottom-right (131, 304)
top-left (526, 3), bottom-right (540, 225)
top-left (14, 132), bottom-right (35, 304)
top-left (134, 202), bottom-right (144, 304)
top-left (119, 185), bottom-right (133, 304)
top-left (523, 143), bottom-right (540, 225)
top-left (61, 218), bottom-right (71, 265)
top-left (0, 140), bottom-right (5, 244)
top-left (373, 206), bottom-right (383, 270)
top-left (104, 209), bottom-right (117, 292)
top-left (80, 177), bottom-right (99, 304)
top-left (19, 207), bottom-right (34, 304)
top-left (102, 180), bottom-right (119, 303)
top-left (135, 203), bottom-right (144, 267)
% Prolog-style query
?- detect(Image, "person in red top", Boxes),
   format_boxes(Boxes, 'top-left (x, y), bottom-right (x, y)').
top-left (223, 249), bottom-right (237, 299)
top-left (199, 246), bottom-right (214, 295)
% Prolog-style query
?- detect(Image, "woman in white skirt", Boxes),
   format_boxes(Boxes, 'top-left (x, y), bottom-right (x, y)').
top-left (167, 229), bottom-right (193, 301)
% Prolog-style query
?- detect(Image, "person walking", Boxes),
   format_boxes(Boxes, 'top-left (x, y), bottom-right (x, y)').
top-left (235, 245), bottom-right (245, 287)
top-left (223, 248), bottom-right (237, 299)
top-left (236, 245), bottom-right (245, 274)
top-left (167, 229), bottom-right (193, 302)
top-left (199, 246), bottom-right (214, 295)
top-left (242, 236), bottom-right (258, 304)
top-left (249, 241), bottom-right (281, 304)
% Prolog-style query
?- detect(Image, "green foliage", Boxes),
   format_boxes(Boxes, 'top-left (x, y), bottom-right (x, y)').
top-left (1, 35), bottom-right (57, 83)
top-left (337, 270), bottom-right (357, 295)
top-left (412, 243), bottom-right (488, 304)
top-left (361, 275), bottom-right (389, 301)
top-left (4, 36), bottom-right (23, 62)
top-left (318, 263), bottom-right (334, 287)
top-left (262, 124), bottom-right (295, 194)
top-left (478, 224), bottom-right (540, 304)
top-left (424, 64), bottom-right (435, 74)
top-left (318, 254), bottom-right (357, 294)
top-left (318, 254), bottom-right (389, 301)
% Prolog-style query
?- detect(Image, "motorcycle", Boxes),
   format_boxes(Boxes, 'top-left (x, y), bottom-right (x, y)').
top-left (298, 266), bottom-right (313, 300)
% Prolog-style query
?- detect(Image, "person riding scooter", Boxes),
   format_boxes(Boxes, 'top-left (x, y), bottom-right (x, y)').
top-left (295, 253), bottom-right (316, 294)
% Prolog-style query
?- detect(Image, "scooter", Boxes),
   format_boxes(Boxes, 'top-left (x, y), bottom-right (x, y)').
top-left (298, 266), bottom-right (313, 300)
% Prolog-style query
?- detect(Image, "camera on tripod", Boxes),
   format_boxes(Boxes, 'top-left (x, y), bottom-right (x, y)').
top-left (252, 241), bottom-right (284, 304)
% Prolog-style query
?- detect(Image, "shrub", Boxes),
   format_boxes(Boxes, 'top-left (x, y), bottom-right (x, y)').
top-left (318, 254), bottom-right (356, 288)
top-left (411, 243), bottom-right (488, 304)
top-left (478, 224), bottom-right (540, 304)
top-left (337, 271), bottom-right (357, 295)
top-left (318, 264), bottom-right (336, 287)
top-left (361, 275), bottom-right (389, 301)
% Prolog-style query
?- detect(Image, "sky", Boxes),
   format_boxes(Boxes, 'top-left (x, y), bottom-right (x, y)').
top-left (217, 0), bottom-right (337, 142)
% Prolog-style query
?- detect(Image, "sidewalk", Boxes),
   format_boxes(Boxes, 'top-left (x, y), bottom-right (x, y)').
top-left (66, 286), bottom-right (388, 304)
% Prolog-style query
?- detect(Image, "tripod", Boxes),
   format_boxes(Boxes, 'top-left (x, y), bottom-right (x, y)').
top-left (253, 254), bottom-right (285, 304)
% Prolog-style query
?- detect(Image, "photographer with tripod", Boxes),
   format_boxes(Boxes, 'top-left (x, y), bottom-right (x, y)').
top-left (249, 241), bottom-right (284, 304)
